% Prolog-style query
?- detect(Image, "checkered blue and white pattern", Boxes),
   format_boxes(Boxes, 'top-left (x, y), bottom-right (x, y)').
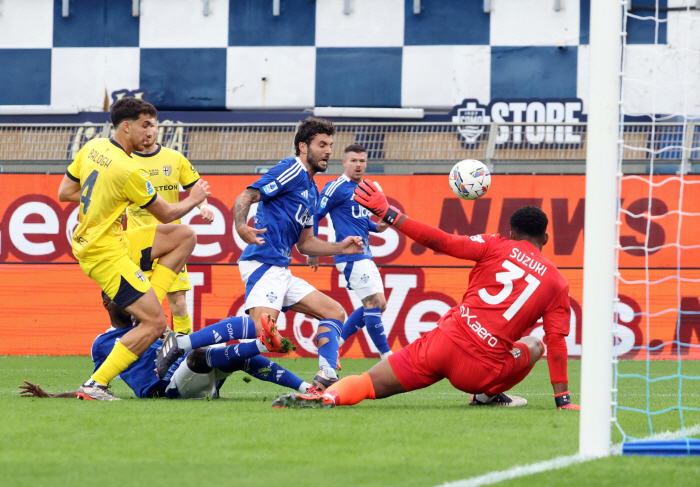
top-left (0, 0), bottom-right (685, 114)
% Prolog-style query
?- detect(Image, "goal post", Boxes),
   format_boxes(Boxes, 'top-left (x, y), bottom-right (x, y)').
top-left (579, 0), bottom-right (623, 457)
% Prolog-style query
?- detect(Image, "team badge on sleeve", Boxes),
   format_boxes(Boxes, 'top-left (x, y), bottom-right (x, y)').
top-left (146, 181), bottom-right (155, 195)
top-left (163, 165), bottom-right (172, 176)
top-left (320, 196), bottom-right (328, 208)
top-left (263, 182), bottom-right (278, 195)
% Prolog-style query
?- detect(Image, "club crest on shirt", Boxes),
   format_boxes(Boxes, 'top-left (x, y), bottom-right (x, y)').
top-left (135, 271), bottom-right (147, 282)
top-left (266, 292), bottom-right (277, 303)
top-left (163, 165), bottom-right (172, 176)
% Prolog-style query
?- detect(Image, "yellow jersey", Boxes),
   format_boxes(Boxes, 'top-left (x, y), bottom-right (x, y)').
top-left (66, 138), bottom-right (156, 261)
top-left (127, 144), bottom-right (200, 228)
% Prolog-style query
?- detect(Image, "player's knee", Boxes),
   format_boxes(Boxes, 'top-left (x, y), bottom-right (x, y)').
top-left (141, 312), bottom-right (167, 339)
top-left (187, 348), bottom-right (211, 374)
top-left (323, 301), bottom-right (345, 322)
top-left (179, 225), bottom-right (197, 252)
top-left (530, 338), bottom-right (544, 360)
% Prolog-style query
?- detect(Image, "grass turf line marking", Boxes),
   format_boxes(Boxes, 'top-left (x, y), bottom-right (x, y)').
top-left (437, 424), bottom-right (700, 487)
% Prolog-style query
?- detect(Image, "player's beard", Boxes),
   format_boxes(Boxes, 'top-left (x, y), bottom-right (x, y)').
top-left (307, 148), bottom-right (329, 173)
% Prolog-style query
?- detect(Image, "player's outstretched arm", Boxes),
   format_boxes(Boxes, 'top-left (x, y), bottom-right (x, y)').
top-left (353, 179), bottom-right (484, 261)
top-left (234, 188), bottom-right (266, 245)
top-left (146, 179), bottom-right (211, 223)
top-left (57, 174), bottom-right (81, 203)
top-left (297, 228), bottom-right (364, 256)
top-left (19, 380), bottom-right (78, 398)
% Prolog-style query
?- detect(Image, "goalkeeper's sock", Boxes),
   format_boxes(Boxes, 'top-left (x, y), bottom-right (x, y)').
top-left (204, 341), bottom-right (267, 369)
top-left (324, 372), bottom-right (376, 406)
top-left (244, 356), bottom-right (306, 392)
top-left (91, 341), bottom-right (139, 386)
top-left (178, 316), bottom-right (256, 352)
top-left (339, 307), bottom-right (365, 347)
top-left (317, 319), bottom-right (342, 378)
top-left (150, 264), bottom-right (178, 304)
top-left (173, 315), bottom-right (192, 335)
top-left (363, 307), bottom-right (391, 355)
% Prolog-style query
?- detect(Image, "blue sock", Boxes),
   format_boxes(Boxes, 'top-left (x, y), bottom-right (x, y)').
top-left (364, 307), bottom-right (391, 354)
top-left (317, 319), bottom-right (341, 379)
top-left (340, 307), bottom-right (365, 343)
top-left (245, 356), bottom-right (304, 392)
top-left (204, 341), bottom-right (262, 369)
top-left (189, 316), bottom-right (255, 349)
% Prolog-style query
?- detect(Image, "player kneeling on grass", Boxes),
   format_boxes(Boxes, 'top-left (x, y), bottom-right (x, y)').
top-left (272, 182), bottom-right (580, 411)
top-left (19, 292), bottom-right (311, 400)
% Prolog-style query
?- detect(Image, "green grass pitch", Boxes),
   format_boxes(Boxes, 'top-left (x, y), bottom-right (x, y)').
top-left (1, 357), bottom-right (698, 486)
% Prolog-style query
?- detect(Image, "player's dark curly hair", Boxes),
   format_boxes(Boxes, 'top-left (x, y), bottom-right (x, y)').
top-left (110, 97), bottom-right (157, 128)
top-left (344, 144), bottom-right (367, 154)
top-left (510, 206), bottom-right (548, 237)
top-left (293, 117), bottom-right (335, 156)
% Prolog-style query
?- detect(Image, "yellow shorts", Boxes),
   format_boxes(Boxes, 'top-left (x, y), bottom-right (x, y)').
top-left (78, 225), bottom-right (158, 309)
top-left (144, 264), bottom-right (191, 293)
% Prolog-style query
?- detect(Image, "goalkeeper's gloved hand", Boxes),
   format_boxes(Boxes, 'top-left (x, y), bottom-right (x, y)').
top-left (555, 391), bottom-right (580, 410)
top-left (353, 179), bottom-right (403, 225)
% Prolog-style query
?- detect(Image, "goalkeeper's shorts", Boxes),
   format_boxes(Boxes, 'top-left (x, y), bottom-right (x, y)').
top-left (388, 326), bottom-right (531, 393)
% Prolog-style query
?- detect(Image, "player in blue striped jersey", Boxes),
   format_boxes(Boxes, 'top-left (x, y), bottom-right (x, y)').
top-left (233, 118), bottom-right (365, 390)
top-left (309, 145), bottom-right (393, 360)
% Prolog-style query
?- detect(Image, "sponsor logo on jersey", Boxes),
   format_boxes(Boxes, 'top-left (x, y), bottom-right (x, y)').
top-left (460, 305), bottom-right (498, 347)
top-left (320, 196), bottom-right (328, 208)
top-left (73, 235), bottom-right (88, 246)
top-left (213, 331), bottom-right (223, 343)
top-left (163, 165), bottom-right (172, 176)
top-left (510, 347), bottom-right (521, 358)
top-left (135, 271), bottom-right (146, 282)
top-left (470, 235), bottom-right (485, 243)
top-left (301, 190), bottom-right (308, 199)
top-left (146, 181), bottom-right (155, 196)
top-left (266, 292), bottom-right (277, 303)
top-left (154, 184), bottom-right (178, 191)
top-left (352, 205), bottom-right (372, 219)
top-left (263, 182), bottom-right (278, 195)
top-left (295, 204), bottom-right (313, 227)
top-left (149, 169), bottom-right (159, 176)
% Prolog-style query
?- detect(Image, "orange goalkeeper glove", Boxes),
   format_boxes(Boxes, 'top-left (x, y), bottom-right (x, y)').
top-left (555, 391), bottom-right (580, 410)
top-left (353, 179), bottom-right (403, 226)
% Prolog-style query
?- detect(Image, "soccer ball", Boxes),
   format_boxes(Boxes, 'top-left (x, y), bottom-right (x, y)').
top-left (448, 159), bottom-right (491, 200)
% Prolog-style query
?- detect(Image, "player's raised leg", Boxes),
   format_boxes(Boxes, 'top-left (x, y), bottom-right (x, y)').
top-left (290, 290), bottom-right (346, 389)
top-left (155, 313), bottom-right (285, 378)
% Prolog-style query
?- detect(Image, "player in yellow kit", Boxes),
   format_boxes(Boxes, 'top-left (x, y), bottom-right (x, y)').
top-left (129, 135), bottom-right (215, 335)
top-left (57, 97), bottom-right (211, 401)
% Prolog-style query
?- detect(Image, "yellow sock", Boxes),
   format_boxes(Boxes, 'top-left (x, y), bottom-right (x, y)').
top-left (150, 264), bottom-right (178, 304)
top-left (173, 315), bottom-right (192, 335)
top-left (91, 341), bottom-right (139, 386)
